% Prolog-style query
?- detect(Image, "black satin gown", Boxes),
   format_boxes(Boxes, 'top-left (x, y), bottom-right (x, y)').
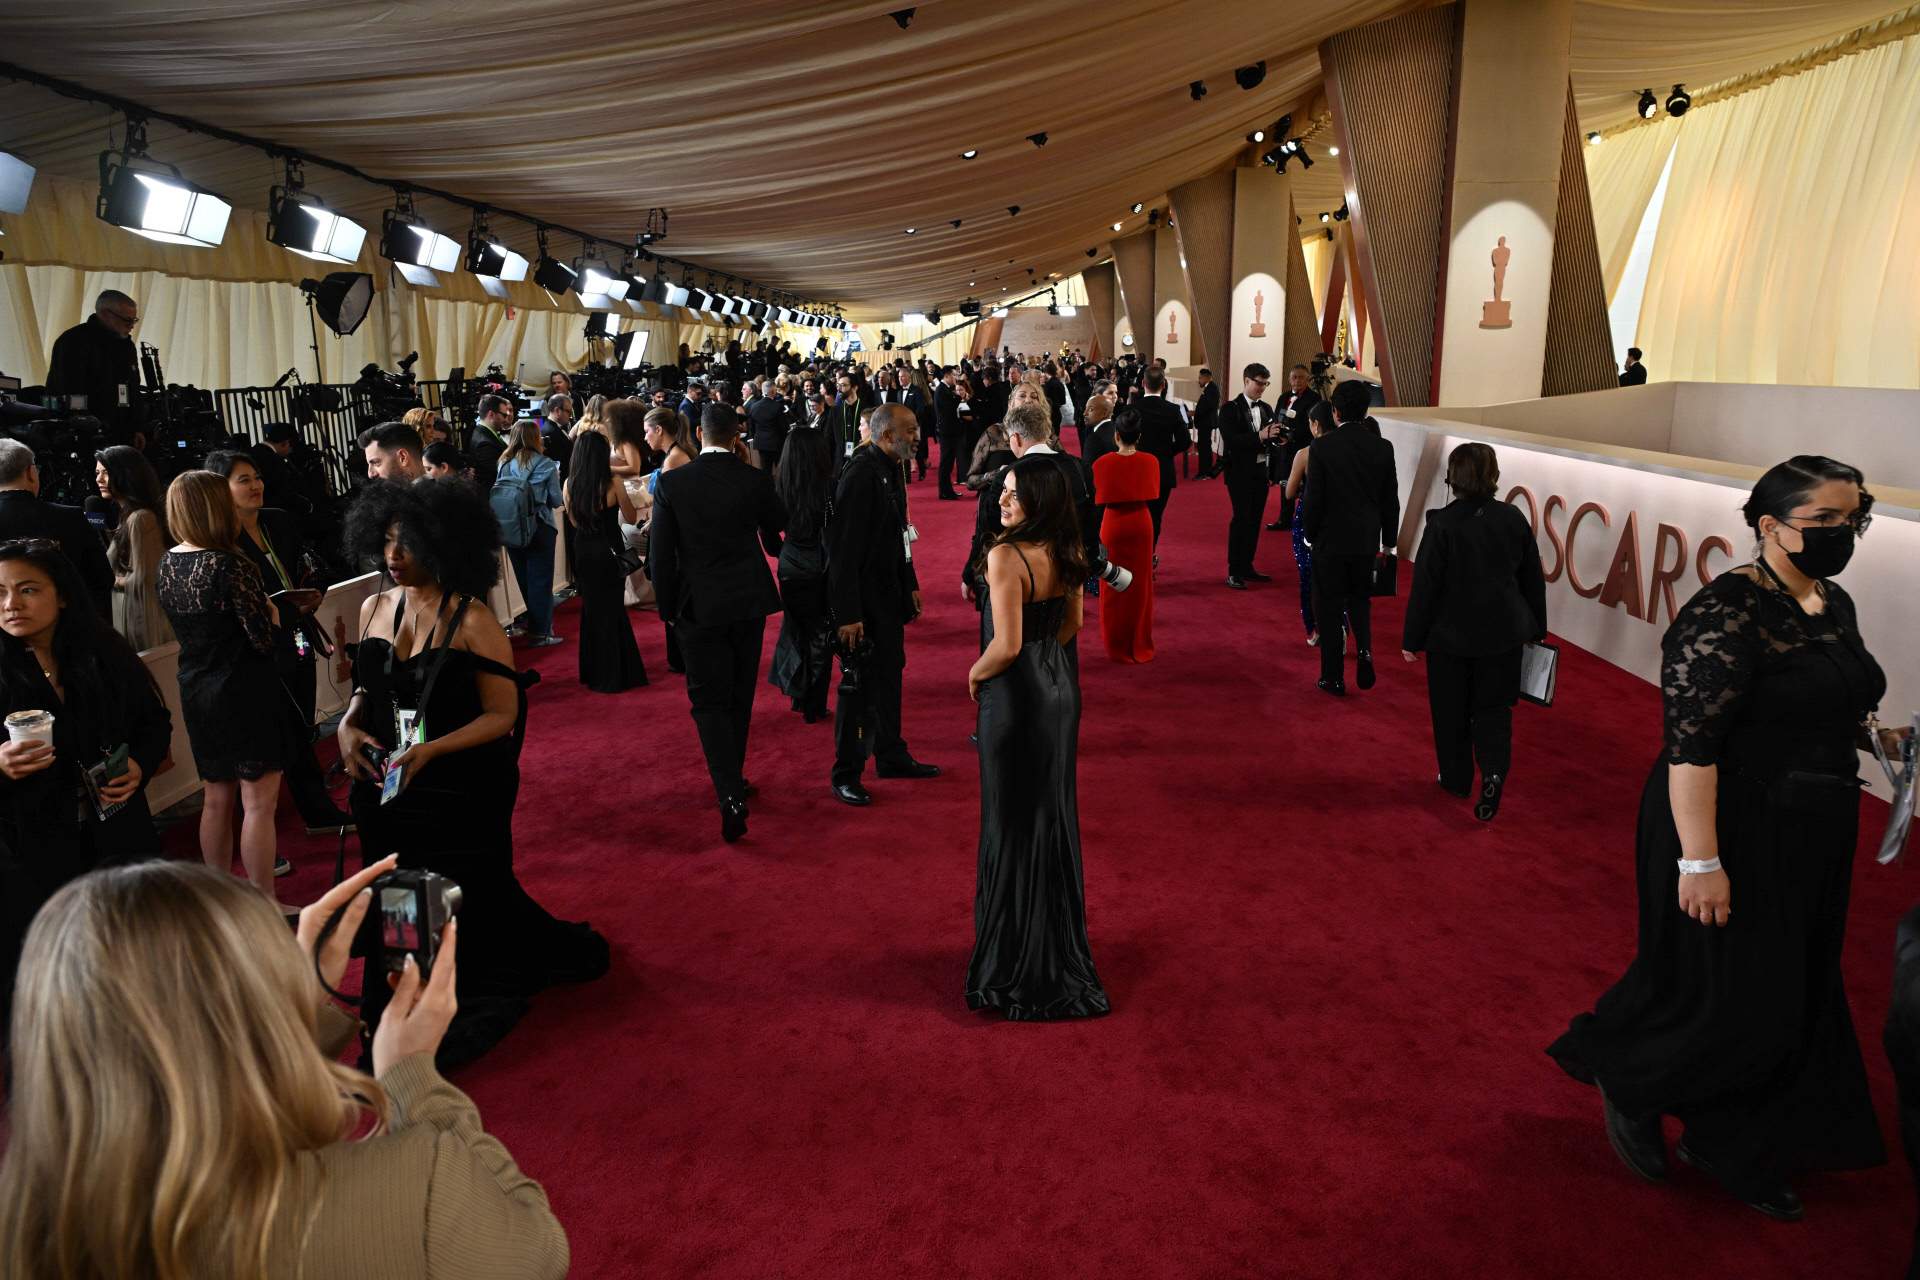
top-left (966, 550), bottom-right (1109, 1021)
top-left (574, 503), bottom-right (648, 693)
top-left (1549, 572), bottom-right (1886, 1185)
top-left (350, 600), bottom-right (609, 1068)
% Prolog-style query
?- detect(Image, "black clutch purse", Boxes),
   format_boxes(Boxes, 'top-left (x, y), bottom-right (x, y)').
top-left (1370, 551), bottom-right (1398, 596)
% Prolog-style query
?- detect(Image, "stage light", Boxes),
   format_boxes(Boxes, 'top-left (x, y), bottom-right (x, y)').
top-left (300, 271), bottom-right (373, 336)
top-left (640, 207), bottom-right (669, 246)
top-left (1666, 84), bottom-right (1691, 117)
top-left (928, 307), bottom-right (942, 323)
top-left (1637, 89), bottom-right (1659, 119)
top-left (576, 255), bottom-right (628, 300)
top-left (1234, 61), bottom-right (1266, 91)
top-left (1189, 80), bottom-right (1208, 101)
top-left (531, 229), bottom-right (577, 296)
top-left (903, 312), bottom-right (929, 326)
top-left (1131, 202), bottom-right (1144, 214)
top-left (1328, 145), bottom-right (1340, 156)
top-left (1112, 221), bottom-right (1123, 231)
top-left (1027, 133), bottom-right (1048, 147)
top-left (969, 280), bottom-right (976, 286)
top-left (1147, 208), bottom-right (1162, 226)
top-left (960, 149), bottom-right (978, 159)
top-left (1320, 211), bottom-right (1330, 223)
top-left (1586, 131), bottom-right (1603, 146)
top-left (1296, 146), bottom-right (1314, 169)
top-left (950, 219), bottom-right (962, 228)
top-left (1058, 304), bottom-right (1076, 317)
top-left (380, 199), bottom-right (461, 288)
top-left (1008, 205), bottom-right (1021, 216)
top-left (1047, 297), bottom-right (1059, 316)
top-left (1333, 200), bottom-right (1349, 222)
top-left (904, 226), bottom-right (917, 235)
top-left (1247, 129), bottom-right (1265, 143)
top-left (97, 131), bottom-right (233, 249)
top-left (466, 214), bottom-right (528, 281)
top-left (0, 152), bottom-right (35, 216)
top-left (1274, 114), bottom-right (1293, 139)
top-left (890, 7), bottom-right (915, 28)
top-left (268, 162), bottom-right (365, 264)
top-left (1085, 248), bottom-right (1097, 257)
top-left (1260, 147), bottom-right (1279, 168)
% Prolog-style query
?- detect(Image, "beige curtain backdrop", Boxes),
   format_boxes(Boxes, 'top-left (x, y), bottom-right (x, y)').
top-left (1584, 114), bottom-right (1682, 299)
top-left (1634, 32), bottom-right (1920, 388)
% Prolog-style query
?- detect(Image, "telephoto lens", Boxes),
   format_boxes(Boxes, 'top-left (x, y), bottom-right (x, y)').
top-left (1093, 556), bottom-right (1133, 592)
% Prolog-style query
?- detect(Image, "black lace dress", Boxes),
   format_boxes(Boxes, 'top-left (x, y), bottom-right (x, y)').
top-left (573, 503), bottom-right (648, 693)
top-left (1549, 570), bottom-right (1886, 1183)
top-left (350, 597), bottom-right (609, 1068)
top-left (156, 548), bottom-right (288, 781)
top-left (965, 547), bottom-right (1109, 1021)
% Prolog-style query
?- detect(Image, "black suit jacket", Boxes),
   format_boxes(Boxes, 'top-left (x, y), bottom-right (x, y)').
top-left (746, 395), bottom-right (792, 453)
top-left (1402, 498), bottom-right (1547, 656)
top-left (650, 452), bottom-right (786, 627)
top-left (934, 384), bottom-right (963, 436)
top-left (1134, 396), bottom-right (1190, 494)
top-left (1216, 394), bottom-right (1271, 487)
top-left (0, 490), bottom-right (113, 619)
top-left (828, 445), bottom-right (919, 627)
top-left (1302, 419), bottom-right (1399, 556)
top-left (1619, 363), bottom-right (1648, 387)
top-left (1193, 382), bottom-right (1220, 436)
top-left (1084, 422), bottom-right (1118, 470)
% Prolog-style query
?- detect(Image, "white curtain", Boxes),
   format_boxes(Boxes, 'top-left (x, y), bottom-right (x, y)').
top-left (1584, 114), bottom-right (1683, 301)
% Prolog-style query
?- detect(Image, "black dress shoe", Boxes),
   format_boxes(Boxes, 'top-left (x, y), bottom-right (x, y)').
top-left (937, 492), bottom-right (960, 501)
top-left (832, 781), bottom-right (873, 806)
top-left (1355, 651), bottom-right (1376, 690)
top-left (1675, 1141), bottom-right (1801, 1220)
top-left (1264, 520), bottom-right (1287, 531)
top-left (1225, 576), bottom-right (1247, 590)
top-left (1600, 1085), bottom-right (1669, 1183)
top-left (1437, 774), bottom-right (1472, 799)
top-left (1474, 773), bottom-right (1505, 822)
top-left (1317, 677), bottom-right (1346, 697)
top-left (1245, 570), bottom-right (1273, 582)
top-left (720, 799), bottom-right (748, 843)
top-left (877, 759), bottom-right (941, 779)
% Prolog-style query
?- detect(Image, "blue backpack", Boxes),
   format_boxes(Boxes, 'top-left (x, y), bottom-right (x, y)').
top-left (490, 458), bottom-right (538, 548)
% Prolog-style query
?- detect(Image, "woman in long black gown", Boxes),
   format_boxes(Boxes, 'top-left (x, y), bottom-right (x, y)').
top-left (768, 426), bottom-right (834, 721)
top-left (1550, 456), bottom-right (1899, 1221)
top-left (564, 432), bottom-right (647, 693)
top-left (337, 480), bottom-right (608, 1068)
top-left (965, 456), bottom-right (1109, 1020)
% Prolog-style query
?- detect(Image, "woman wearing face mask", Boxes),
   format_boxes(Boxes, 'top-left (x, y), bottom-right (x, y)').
top-left (1550, 455), bottom-right (1901, 1222)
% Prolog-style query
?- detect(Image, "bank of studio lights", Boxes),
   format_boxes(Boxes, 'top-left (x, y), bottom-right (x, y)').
top-left (268, 160), bottom-right (366, 264)
top-left (96, 123), bottom-right (233, 248)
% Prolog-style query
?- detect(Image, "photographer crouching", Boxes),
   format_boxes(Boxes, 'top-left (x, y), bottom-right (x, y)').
top-left (0, 538), bottom-right (172, 1037)
top-left (0, 856), bottom-right (570, 1277)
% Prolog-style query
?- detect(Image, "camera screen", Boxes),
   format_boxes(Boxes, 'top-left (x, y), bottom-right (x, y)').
top-left (381, 886), bottom-right (421, 952)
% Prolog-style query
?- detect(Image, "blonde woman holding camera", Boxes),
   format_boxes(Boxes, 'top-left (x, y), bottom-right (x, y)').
top-left (0, 856), bottom-right (568, 1278)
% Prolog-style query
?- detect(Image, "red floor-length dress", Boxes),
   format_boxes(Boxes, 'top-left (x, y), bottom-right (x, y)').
top-left (1092, 449), bottom-right (1159, 663)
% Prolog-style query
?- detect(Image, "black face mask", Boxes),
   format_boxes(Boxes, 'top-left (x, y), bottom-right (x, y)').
top-left (1778, 521), bottom-right (1856, 579)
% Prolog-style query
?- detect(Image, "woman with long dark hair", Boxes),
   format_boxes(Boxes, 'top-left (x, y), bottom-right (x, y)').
top-left (767, 426), bottom-right (835, 721)
top-left (641, 405), bottom-right (697, 673)
top-left (964, 456), bottom-right (1108, 1021)
top-left (1550, 455), bottom-right (1898, 1220)
top-left (337, 479), bottom-right (607, 1066)
top-left (0, 538), bottom-right (171, 1035)
top-left (564, 431), bottom-right (646, 693)
top-left (94, 445), bottom-right (172, 650)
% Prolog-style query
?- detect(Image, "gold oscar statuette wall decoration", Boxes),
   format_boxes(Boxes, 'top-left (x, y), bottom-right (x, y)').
top-left (1165, 308), bottom-right (1179, 345)
top-left (1249, 288), bottom-right (1267, 338)
top-left (1481, 236), bottom-right (1513, 329)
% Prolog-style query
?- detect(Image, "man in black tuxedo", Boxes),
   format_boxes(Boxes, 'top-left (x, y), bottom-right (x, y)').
top-left (1268, 364), bottom-right (1322, 529)
top-left (1303, 380), bottom-right (1399, 697)
top-left (975, 366), bottom-right (1009, 458)
top-left (934, 366), bottom-right (966, 499)
top-left (650, 404), bottom-right (787, 843)
top-left (898, 370), bottom-right (934, 480)
top-left (1192, 367), bottom-right (1220, 478)
top-left (1619, 347), bottom-right (1648, 386)
top-left (1217, 363), bottom-right (1275, 589)
top-left (827, 404), bottom-right (938, 806)
top-left (0, 439), bottom-right (113, 618)
top-left (1133, 367), bottom-right (1190, 546)
top-left (745, 382), bottom-right (792, 473)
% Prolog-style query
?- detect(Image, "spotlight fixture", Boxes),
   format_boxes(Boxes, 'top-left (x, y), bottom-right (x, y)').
top-left (960, 148), bottom-right (978, 159)
top-left (904, 227), bottom-right (917, 235)
top-left (890, 8), bottom-right (915, 29)
top-left (267, 159), bottom-right (365, 264)
top-left (379, 194), bottom-right (461, 288)
top-left (465, 212), bottom-right (529, 286)
top-left (1637, 88), bottom-right (1659, 119)
top-left (530, 229), bottom-right (577, 297)
top-left (1319, 211), bottom-right (1330, 223)
top-left (575, 251), bottom-right (629, 301)
top-left (1085, 248), bottom-right (1097, 257)
top-left (1007, 205), bottom-right (1021, 216)
top-left (1047, 295), bottom-right (1059, 316)
top-left (1026, 132), bottom-right (1048, 147)
top-left (1333, 200), bottom-right (1349, 222)
top-left (1189, 80), bottom-right (1208, 101)
top-left (1665, 84), bottom-right (1691, 117)
top-left (1274, 114), bottom-right (1293, 138)
top-left (950, 219), bottom-right (962, 228)
top-left (1147, 209), bottom-right (1162, 227)
top-left (1585, 131), bottom-right (1604, 146)
top-left (1112, 221), bottom-right (1123, 231)
top-left (95, 120), bottom-right (232, 249)
top-left (1247, 129), bottom-right (1266, 143)
top-left (1328, 145), bottom-right (1341, 156)
top-left (1131, 202), bottom-right (1144, 214)
top-left (902, 313), bottom-right (928, 327)
top-left (639, 206), bottom-right (669, 246)
top-left (1233, 61), bottom-right (1266, 91)
top-left (1058, 303), bottom-right (1077, 317)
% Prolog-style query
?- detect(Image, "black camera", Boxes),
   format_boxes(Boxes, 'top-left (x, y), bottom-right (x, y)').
top-left (356, 869), bottom-right (462, 980)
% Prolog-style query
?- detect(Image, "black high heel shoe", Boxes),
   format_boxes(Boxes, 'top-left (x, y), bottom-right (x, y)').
top-left (1474, 773), bottom-right (1505, 821)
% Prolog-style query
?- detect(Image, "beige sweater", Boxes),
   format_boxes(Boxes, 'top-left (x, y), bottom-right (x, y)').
top-left (263, 1006), bottom-right (570, 1278)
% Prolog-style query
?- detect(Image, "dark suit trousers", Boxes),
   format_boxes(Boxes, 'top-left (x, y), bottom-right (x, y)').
top-left (1312, 551), bottom-right (1376, 682)
top-left (938, 431), bottom-right (966, 496)
top-left (1147, 490), bottom-right (1170, 545)
top-left (1196, 421), bottom-right (1215, 474)
top-left (1424, 648), bottom-right (1521, 788)
top-left (832, 617), bottom-right (909, 785)
top-left (678, 617), bottom-right (765, 804)
top-left (279, 654), bottom-right (343, 825)
top-left (1226, 477), bottom-right (1264, 576)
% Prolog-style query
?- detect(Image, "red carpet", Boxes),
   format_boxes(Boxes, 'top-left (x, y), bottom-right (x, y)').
top-left (253, 462), bottom-right (1914, 1277)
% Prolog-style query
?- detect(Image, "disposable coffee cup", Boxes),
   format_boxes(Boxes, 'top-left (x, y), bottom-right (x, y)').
top-left (5, 710), bottom-right (54, 746)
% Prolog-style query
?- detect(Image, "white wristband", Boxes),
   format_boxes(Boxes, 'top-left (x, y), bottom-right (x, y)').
top-left (1676, 857), bottom-right (1722, 876)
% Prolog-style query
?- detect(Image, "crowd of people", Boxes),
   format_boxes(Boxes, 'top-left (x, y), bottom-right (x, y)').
top-left (0, 299), bottom-right (1914, 1272)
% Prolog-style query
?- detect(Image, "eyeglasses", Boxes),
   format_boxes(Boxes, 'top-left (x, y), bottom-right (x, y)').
top-left (108, 311), bottom-right (139, 326)
top-left (1782, 510), bottom-right (1873, 534)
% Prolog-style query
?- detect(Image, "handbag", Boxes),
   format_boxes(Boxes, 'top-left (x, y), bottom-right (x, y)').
top-left (1370, 551), bottom-right (1398, 596)
top-left (606, 526), bottom-right (645, 578)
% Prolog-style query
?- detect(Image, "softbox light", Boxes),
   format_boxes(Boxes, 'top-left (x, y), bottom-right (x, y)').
top-left (269, 190), bottom-right (366, 264)
top-left (381, 210), bottom-right (461, 287)
top-left (301, 272), bottom-right (374, 336)
top-left (98, 162), bottom-right (232, 248)
top-left (0, 152), bottom-right (35, 216)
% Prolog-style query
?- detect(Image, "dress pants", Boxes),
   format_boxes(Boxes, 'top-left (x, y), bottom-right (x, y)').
top-left (279, 651), bottom-right (344, 825)
top-left (506, 522), bottom-right (558, 637)
top-left (1147, 492), bottom-right (1170, 545)
top-left (832, 616), bottom-right (911, 786)
top-left (938, 431), bottom-right (966, 496)
top-left (1424, 648), bottom-right (1521, 789)
top-left (913, 430), bottom-right (929, 479)
top-left (678, 616), bottom-right (764, 805)
top-left (1312, 551), bottom-right (1376, 683)
top-left (1196, 423), bottom-right (1215, 475)
top-left (1226, 477), bottom-right (1264, 577)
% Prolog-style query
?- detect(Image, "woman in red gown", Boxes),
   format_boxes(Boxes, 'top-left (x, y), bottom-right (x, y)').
top-left (1091, 409), bottom-right (1159, 663)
